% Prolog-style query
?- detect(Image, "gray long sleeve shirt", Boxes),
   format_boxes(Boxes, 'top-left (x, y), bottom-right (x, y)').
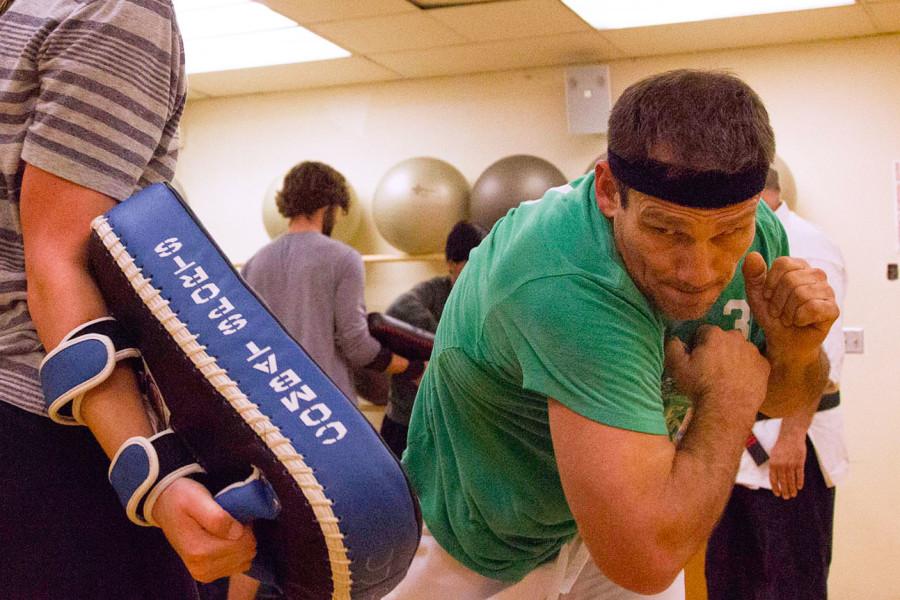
top-left (241, 232), bottom-right (382, 402)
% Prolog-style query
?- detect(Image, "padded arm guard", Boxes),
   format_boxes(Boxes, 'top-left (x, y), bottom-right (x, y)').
top-left (367, 312), bottom-right (434, 361)
top-left (39, 317), bottom-right (140, 425)
top-left (108, 428), bottom-right (206, 527)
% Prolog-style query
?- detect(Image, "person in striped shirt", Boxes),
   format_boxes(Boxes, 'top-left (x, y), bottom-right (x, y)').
top-left (0, 1), bottom-right (255, 596)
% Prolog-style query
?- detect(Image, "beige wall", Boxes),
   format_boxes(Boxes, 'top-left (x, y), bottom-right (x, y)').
top-left (177, 33), bottom-right (900, 598)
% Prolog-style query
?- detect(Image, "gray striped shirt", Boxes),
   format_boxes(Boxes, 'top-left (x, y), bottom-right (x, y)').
top-left (0, 0), bottom-right (185, 414)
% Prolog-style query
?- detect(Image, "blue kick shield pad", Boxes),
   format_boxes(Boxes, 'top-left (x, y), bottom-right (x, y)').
top-left (88, 184), bottom-right (421, 600)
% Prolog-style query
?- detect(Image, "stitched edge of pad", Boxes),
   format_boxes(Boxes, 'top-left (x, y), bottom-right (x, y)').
top-left (92, 216), bottom-right (352, 599)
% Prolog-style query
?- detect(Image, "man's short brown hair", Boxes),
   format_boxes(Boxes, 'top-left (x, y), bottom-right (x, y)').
top-left (276, 161), bottom-right (350, 219)
top-left (608, 69), bottom-right (775, 177)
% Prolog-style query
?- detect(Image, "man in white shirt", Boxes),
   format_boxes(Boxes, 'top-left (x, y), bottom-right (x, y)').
top-left (705, 168), bottom-right (849, 599)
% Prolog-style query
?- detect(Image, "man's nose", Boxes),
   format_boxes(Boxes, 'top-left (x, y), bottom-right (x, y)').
top-left (673, 243), bottom-right (721, 291)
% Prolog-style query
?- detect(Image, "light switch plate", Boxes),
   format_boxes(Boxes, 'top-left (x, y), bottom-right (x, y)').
top-left (844, 327), bottom-right (864, 354)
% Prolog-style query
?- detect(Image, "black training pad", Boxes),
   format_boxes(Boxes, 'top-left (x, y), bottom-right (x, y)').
top-left (367, 313), bottom-right (434, 362)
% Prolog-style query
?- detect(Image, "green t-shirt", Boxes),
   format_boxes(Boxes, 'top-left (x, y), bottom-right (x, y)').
top-left (403, 173), bottom-right (787, 581)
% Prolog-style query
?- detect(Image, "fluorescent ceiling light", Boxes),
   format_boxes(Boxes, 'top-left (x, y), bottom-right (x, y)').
top-left (561, 0), bottom-right (856, 30)
top-left (173, 0), bottom-right (350, 74)
top-left (183, 27), bottom-right (351, 74)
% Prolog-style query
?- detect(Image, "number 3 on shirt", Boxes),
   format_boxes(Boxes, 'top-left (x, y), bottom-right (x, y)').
top-left (723, 299), bottom-right (751, 339)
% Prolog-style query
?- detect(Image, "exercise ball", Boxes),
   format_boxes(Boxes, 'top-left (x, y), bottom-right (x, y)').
top-left (471, 155), bottom-right (567, 229)
top-left (771, 154), bottom-right (798, 211)
top-left (261, 173), bottom-right (363, 244)
top-left (372, 157), bottom-right (469, 255)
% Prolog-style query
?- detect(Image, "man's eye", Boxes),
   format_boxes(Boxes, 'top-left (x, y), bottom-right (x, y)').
top-left (652, 226), bottom-right (676, 236)
top-left (715, 228), bottom-right (741, 239)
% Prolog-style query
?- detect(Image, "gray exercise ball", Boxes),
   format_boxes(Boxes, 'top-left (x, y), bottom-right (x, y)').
top-left (471, 155), bottom-right (567, 229)
top-left (372, 157), bottom-right (469, 255)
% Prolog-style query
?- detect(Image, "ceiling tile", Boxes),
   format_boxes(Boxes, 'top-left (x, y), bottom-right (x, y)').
top-left (370, 31), bottom-right (623, 78)
top-left (309, 12), bottom-right (468, 53)
top-left (428, 0), bottom-right (591, 41)
top-left (185, 2), bottom-right (893, 99)
top-left (865, 2), bottom-right (900, 30)
top-left (257, 0), bottom-right (417, 24)
top-left (187, 57), bottom-right (401, 98)
top-left (600, 6), bottom-right (876, 57)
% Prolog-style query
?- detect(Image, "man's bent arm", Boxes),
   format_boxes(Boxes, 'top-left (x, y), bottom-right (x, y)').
top-left (551, 399), bottom-right (748, 594)
top-left (21, 165), bottom-right (255, 581)
top-left (21, 164), bottom-right (155, 453)
top-left (551, 327), bottom-right (770, 594)
top-left (743, 252), bottom-right (836, 418)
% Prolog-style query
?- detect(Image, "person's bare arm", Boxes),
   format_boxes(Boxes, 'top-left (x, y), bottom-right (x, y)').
top-left (21, 164), bottom-right (255, 581)
top-left (551, 326), bottom-right (770, 594)
top-left (743, 252), bottom-right (836, 418)
top-left (21, 165), bottom-right (155, 449)
top-left (767, 249), bottom-right (846, 499)
top-left (768, 403), bottom-right (816, 499)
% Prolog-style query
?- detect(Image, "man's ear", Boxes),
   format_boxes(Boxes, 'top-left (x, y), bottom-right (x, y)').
top-left (594, 161), bottom-right (620, 217)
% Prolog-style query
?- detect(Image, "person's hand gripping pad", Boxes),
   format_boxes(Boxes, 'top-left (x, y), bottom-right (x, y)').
top-left (87, 183), bottom-right (421, 600)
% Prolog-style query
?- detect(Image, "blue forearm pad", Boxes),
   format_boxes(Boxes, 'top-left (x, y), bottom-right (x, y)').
top-left (108, 428), bottom-right (205, 526)
top-left (39, 317), bottom-right (140, 425)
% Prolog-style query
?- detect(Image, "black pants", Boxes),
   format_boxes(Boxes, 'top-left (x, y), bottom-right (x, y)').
top-left (0, 401), bottom-right (198, 599)
top-left (379, 415), bottom-right (410, 459)
top-left (706, 437), bottom-right (835, 600)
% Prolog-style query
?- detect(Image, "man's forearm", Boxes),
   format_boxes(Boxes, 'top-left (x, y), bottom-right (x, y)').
top-left (657, 398), bottom-right (754, 565)
top-left (556, 329), bottom-right (771, 594)
top-left (554, 391), bottom-right (760, 594)
top-left (760, 348), bottom-right (829, 418)
top-left (28, 260), bottom-right (154, 457)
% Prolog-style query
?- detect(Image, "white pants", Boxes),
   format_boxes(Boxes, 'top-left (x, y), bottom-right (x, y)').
top-left (384, 528), bottom-right (685, 600)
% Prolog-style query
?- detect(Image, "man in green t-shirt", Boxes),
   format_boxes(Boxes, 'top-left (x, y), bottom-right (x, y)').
top-left (386, 70), bottom-right (838, 600)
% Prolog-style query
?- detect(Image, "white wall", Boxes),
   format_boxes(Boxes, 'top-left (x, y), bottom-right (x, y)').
top-left (175, 63), bottom-right (605, 307)
top-left (177, 33), bottom-right (900, 598)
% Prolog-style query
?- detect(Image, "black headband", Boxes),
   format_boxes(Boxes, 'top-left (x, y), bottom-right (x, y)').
top-left (607, 150), bottom-right (768, 208)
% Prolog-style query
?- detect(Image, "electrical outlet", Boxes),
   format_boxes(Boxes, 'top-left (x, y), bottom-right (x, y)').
top-left (844, 327), bottom-right (864, 354)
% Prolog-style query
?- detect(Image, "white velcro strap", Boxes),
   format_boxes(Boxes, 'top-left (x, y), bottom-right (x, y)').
top-left (39, 317), bottom-right (141, 425)
top-left (108, 428), bottom-right (205, 527)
